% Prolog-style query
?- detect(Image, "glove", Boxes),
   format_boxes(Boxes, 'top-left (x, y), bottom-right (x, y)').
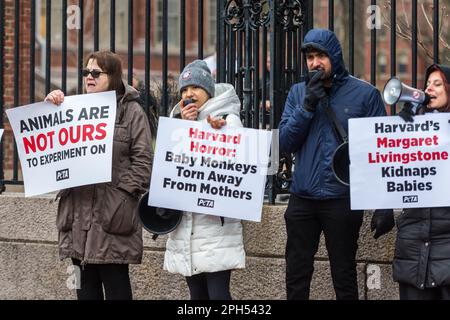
top-left (398, 102), bottom-right (415, 122)
top-left (371, 209), bottom-right (395, 239)
top-left (303, 70), bottom-right (326, 113)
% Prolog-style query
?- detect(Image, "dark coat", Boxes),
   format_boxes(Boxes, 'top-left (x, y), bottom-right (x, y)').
top-left (56, 82), bottom-right (153, 265)
top-left (393, 207), bottom-right (450, 289)
top-left (279, 29), bottom-right (387, 199)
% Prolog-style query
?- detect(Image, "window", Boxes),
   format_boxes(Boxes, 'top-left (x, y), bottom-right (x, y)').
top-left (398, 52), bottom-right (408, 74)
top-left (155, 0), bottom-right (180, 49)
top-left (378, 53), bottom-right (387, 74)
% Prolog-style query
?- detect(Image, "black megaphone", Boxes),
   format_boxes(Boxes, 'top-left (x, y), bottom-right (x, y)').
top-left (138, 191), bottom-right (182, 240)
top-left (331, 141), bottom-right (350, 186)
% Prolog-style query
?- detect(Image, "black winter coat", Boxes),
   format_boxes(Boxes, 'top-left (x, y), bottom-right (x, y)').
top-left (393, 207), bottom-right (450, 289)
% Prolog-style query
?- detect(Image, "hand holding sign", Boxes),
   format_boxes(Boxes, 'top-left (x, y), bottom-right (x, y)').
top-left (207, 114), bottom-right (227, 130)
top-left (45, 90), bottom-right (65, 106)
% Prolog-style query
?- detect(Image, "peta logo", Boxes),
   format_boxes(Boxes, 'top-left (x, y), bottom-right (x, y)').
top-left (197, 198), bottom-right (215, 208)
top-left (403, 195), bottom-right (418, 203)
top-left (56, 169), bottom-right (70, 181)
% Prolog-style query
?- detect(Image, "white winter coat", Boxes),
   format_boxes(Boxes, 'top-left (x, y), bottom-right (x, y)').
top-left (164, 83), bottom-right (246, 277)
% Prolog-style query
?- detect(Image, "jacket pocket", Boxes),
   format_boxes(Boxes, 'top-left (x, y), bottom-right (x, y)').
top-left (56, 189), bottom-right (74, 232)
top-left (100, 184), bottom-right (139, 236)
top-left (114, 124), bottom-right (130, 143)
top-left (112, 124), bottom-right (131, 170)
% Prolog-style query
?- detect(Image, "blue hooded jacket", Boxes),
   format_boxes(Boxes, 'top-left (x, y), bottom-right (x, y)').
top-left (279, 29), bottom-right (387, 199)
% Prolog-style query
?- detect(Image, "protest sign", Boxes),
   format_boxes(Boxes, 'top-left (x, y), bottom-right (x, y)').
top-left (349, 113), bottom-right (450, 209)
top-left (6, 91), bottom-right (116, 197)
top-left (0, 129), bottom-right (3, 141)
top-left (148, 117), bottom-right (272, 222)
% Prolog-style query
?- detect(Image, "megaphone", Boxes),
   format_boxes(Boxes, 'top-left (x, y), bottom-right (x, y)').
top-left (332, 141), bottom-right (350, 186)
top-left (383, 77), bottom-right (430, 105)
top-left (137, 191), bottom-right (182, 240)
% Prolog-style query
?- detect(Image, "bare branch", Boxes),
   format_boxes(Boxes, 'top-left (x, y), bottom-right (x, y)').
top-left (378, 0), bottom-right (450, 63)
top-left (422, 3), bottom-right (434, 32)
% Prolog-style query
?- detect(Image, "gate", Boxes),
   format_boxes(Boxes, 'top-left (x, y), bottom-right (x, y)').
top-left (1, 0), bottom-right (446, 203)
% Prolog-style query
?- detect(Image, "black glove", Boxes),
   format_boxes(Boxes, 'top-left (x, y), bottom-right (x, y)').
top-left (371, 209), bottom-right (395, 239)
top-left (303, 70), bottom-right (326, 113)
top-left (398, 102), bottom-right (415, 122)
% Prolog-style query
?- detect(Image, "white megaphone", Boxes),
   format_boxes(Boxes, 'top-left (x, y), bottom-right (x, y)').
top-left (383, 77), bottom-right (430, 105)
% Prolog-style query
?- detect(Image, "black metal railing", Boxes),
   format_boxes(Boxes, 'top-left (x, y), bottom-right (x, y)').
top-left (0, 0), bottom-right (446, 203)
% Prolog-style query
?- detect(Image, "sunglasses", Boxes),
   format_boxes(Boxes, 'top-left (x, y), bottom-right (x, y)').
top-left (82, 69), bottom-right (108, 78)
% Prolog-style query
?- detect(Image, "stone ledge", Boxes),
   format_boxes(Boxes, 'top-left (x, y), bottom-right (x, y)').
top-left (0, 193), bottom-right (400, 299)
top-left (0, 193), bottom-right (398, 262)
top-left (0, 241), bottom-right (398, 300)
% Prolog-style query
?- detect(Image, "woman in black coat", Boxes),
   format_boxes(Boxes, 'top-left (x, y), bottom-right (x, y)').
top-left (395, 64), bottom-right (450, 300)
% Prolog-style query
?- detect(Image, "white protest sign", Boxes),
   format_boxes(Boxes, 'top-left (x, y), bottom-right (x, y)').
top-left (6, 91), bottom-right (117, 197)
top-left (349, 113), bottom-right (450, 209)
top-left (148, 117), bottom-right (272, 222)
top-left (0, 129), bottom-right (3, 141)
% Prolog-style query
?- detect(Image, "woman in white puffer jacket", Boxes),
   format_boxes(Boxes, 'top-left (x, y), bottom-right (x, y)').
top-left (165, 60), bottom-right (245, 300)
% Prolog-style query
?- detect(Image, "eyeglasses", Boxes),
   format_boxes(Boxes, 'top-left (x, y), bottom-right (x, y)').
top-left (82, 69), bottom-right (108, 78)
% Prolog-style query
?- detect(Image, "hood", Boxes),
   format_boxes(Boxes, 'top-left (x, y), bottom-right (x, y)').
top-left (120, 80), bottom-right (141, 103)
top-left (424, 64), bottom-right (450, 90)
top-left (170, 83), bottom-right (241, 120)
top-left (301, 28), bottom-right (348, 83)
top-left (116, 80), bottom-right (141, 122)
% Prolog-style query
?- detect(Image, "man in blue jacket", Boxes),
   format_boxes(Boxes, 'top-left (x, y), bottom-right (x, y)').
top-left (279, 28), bottom-right (394, 300)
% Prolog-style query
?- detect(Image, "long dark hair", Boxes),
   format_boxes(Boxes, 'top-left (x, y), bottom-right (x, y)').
top-left (84, 51), bottom-right (125, 96)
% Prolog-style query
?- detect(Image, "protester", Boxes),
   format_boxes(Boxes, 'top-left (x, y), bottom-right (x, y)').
top-left (392, 63), bottom-right (450, 300)
top-left (279, 28), bottom-right (393, 300)
top-left (44, 51), bottom-right (153, 300)
top-left (164, 59), bottom-right (245, 300)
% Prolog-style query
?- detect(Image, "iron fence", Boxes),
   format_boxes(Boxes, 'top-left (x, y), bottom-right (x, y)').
top-left (0, 0), bottom-right (447, 203)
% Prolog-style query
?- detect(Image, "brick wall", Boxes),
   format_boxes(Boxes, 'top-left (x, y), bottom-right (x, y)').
top-left (2, 0), bottom-right (30, 174)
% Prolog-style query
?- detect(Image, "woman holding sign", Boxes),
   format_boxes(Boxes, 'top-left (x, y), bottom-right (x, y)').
top-left (393, 64), bottom-right (450, 300)
top-left (164, 60), bottom-right (245, 300)
top-left (45, 51), bottom-right (153, 300)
